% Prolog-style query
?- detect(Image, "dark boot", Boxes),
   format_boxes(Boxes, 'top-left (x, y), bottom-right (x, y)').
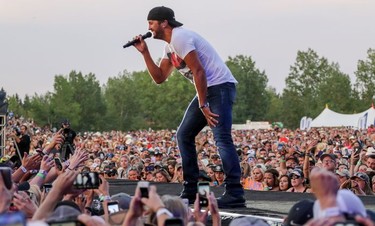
top-left (179, 181), bottom-right (197, 204)
top-left (217, 183), bottom-right (246, 208)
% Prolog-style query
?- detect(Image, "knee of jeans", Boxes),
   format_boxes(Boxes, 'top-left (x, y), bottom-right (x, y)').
top-left (176, 129), bottom-right (191, 143)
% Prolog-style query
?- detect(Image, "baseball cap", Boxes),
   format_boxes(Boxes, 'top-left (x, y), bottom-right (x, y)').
top-left (366, 147), bottom-right (375, 156)
top-left (284, 199), bottom-right (314, 226)
top-left (46, 201), bottom-right (81, 223)
top-left (286, 156), bottom-right (298, 164)
top-left (111, 193), bottom-right (132, 210)
top-left (147, 6), bottom-right (183, 27)
top-left (229, 216), bottom-right (269, 226)
top-left (212, 164), bottom-right (224, 172)
top-left (313, 189), bottom-right (367, 219)
top-left (335, 169), bottom-right (350, 178)
top-left (320, 153), bottom-right (336, 161)
top-left (290, 168), bottom-right (304, 178)
top-left (351, 172), bottom-right (370, 184)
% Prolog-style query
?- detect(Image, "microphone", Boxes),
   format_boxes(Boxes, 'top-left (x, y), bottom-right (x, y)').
top-left (123, 32), bottom-right (152, 48)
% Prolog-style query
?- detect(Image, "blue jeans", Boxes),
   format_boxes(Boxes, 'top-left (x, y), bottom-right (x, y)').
top-left (176, 82), bottom-right (241, 186)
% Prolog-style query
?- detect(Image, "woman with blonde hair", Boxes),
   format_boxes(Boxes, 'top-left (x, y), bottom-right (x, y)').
top-left (243, 164), bottom-right (267, 191)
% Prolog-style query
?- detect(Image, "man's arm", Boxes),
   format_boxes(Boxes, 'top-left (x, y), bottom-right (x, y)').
top-left (184, 50), bottom-right (218, 126)
top-left (143, 53), bottom-right (174, 84)
top-left (135, 37), bottom-right (173, 84)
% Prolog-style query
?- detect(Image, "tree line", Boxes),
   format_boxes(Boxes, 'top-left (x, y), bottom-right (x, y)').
top-left (4, 48), bottom-right (375, 131)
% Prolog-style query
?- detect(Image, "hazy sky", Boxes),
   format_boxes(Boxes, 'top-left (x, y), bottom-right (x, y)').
top-left (1, 0), bottom-right (374, 98)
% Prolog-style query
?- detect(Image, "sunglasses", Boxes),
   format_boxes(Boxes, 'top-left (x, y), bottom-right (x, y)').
top-left (291, 175), bottom-right (301, 179)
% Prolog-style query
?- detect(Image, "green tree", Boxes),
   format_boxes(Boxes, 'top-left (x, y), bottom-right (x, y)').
top-left (50, 71), bottom-right (105, 131)
top-left (281, 48), bottom-right (353, 128)
top-left (264, 87), bottom-right (283, 123)
top-left (104, 70), bottom-right (145, 130)
top-left (69, 71), bottom-right (106, 131)
top-left (354, 48), bottom-right (375, 105)
top-left (226, 55), bottom-right (269, 123)
top-left (24, 93), bottom-right (53, 127)
top-left (7, 94), bottom-right (25, 117)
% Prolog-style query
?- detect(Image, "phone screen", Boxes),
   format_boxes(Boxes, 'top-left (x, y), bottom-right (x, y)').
top-left (164, 218), bottom-right (184, 226)
top-left (198, 182), bottom-right (210, 207)
top-left (137, 181), bottom-right (149, 198)
top-left (43, 184), bottom-right (52, 193)
top-left (107, 201), bottom-right (119, 214)
top-left (277, 143), bottom-right (284, 151)
top-left (73, 172), bottom-right (100, 189)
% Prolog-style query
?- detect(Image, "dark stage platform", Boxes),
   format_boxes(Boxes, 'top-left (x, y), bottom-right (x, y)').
top-left (108, 179), bottom-right (375, 225)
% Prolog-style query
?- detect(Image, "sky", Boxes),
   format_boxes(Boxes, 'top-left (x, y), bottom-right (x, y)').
top-left (1, 0), bottom-right (374, 98)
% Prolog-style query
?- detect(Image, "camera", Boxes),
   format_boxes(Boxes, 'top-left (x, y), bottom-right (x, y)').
top-left (13, 126), bottom-right (21, 136)
top-left (73, 172), bottom-right (100, 189)
top-left (137, 181), bottom-right (149, 198)
top-left (103, 168), bottom-right (117, 177)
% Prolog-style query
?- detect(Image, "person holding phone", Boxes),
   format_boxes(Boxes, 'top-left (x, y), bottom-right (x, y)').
top-left (123, 184), bottom-right (173, 226)
top-left (10, 125), bottom-right (31, 166)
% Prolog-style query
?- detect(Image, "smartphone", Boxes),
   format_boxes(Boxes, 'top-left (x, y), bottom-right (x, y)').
top-left (182, 198), bottom-right (189, 209)
top-left (0, 211), bottom-right (26, 226)
top-left (164, 218), bottom-right (184, 226)
top-left (146, 165), bottom-right (155, 172)
top-left (137, 181), bottom-right (149, 198)
top-left (43, 183), bottom-right (52, 193)
top-left (197, 181), bottom-right (210, 207)
top-left (0, 167), bottom-right (13, 190)
top-left (49, 220), bottom-right (84, 226)
top-left (73, 172), bottom-right (100, 189)
top-left (247, 157), bottom-right (255, 164)
top-left (333, 221), bottom-right (360, 226)
top-left (353, 147), bottom-right (361, 155)
top-left (35, 148), bottom-right (45, 157)
top-left (54, 158), bottom-right (63, 171)
top-left (107, 201), bottom-right (119, 214)
top-left (277, 143), bottom-right (284, 151)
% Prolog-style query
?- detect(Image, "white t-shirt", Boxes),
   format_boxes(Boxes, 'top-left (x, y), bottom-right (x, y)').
top-left (162, 27), bottom-right (237, 87)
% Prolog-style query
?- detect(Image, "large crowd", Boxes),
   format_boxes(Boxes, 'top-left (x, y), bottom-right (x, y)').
top-left (1, 115), bottom-right (375, 226)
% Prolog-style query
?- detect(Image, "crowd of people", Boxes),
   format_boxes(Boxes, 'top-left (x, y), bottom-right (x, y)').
top-left (1, 115), bottom-right (375, 225)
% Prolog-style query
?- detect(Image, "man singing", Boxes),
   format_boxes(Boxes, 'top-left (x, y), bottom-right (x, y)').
top-left (132, 6), bottom-right (245, 208)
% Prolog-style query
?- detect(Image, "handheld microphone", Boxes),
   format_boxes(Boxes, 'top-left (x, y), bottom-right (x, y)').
top-left (123, 32), bottom-right (152, 48)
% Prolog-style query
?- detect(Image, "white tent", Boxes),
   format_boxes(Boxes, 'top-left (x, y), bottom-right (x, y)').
top-left (308, 105), bottom-right (375, 129)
